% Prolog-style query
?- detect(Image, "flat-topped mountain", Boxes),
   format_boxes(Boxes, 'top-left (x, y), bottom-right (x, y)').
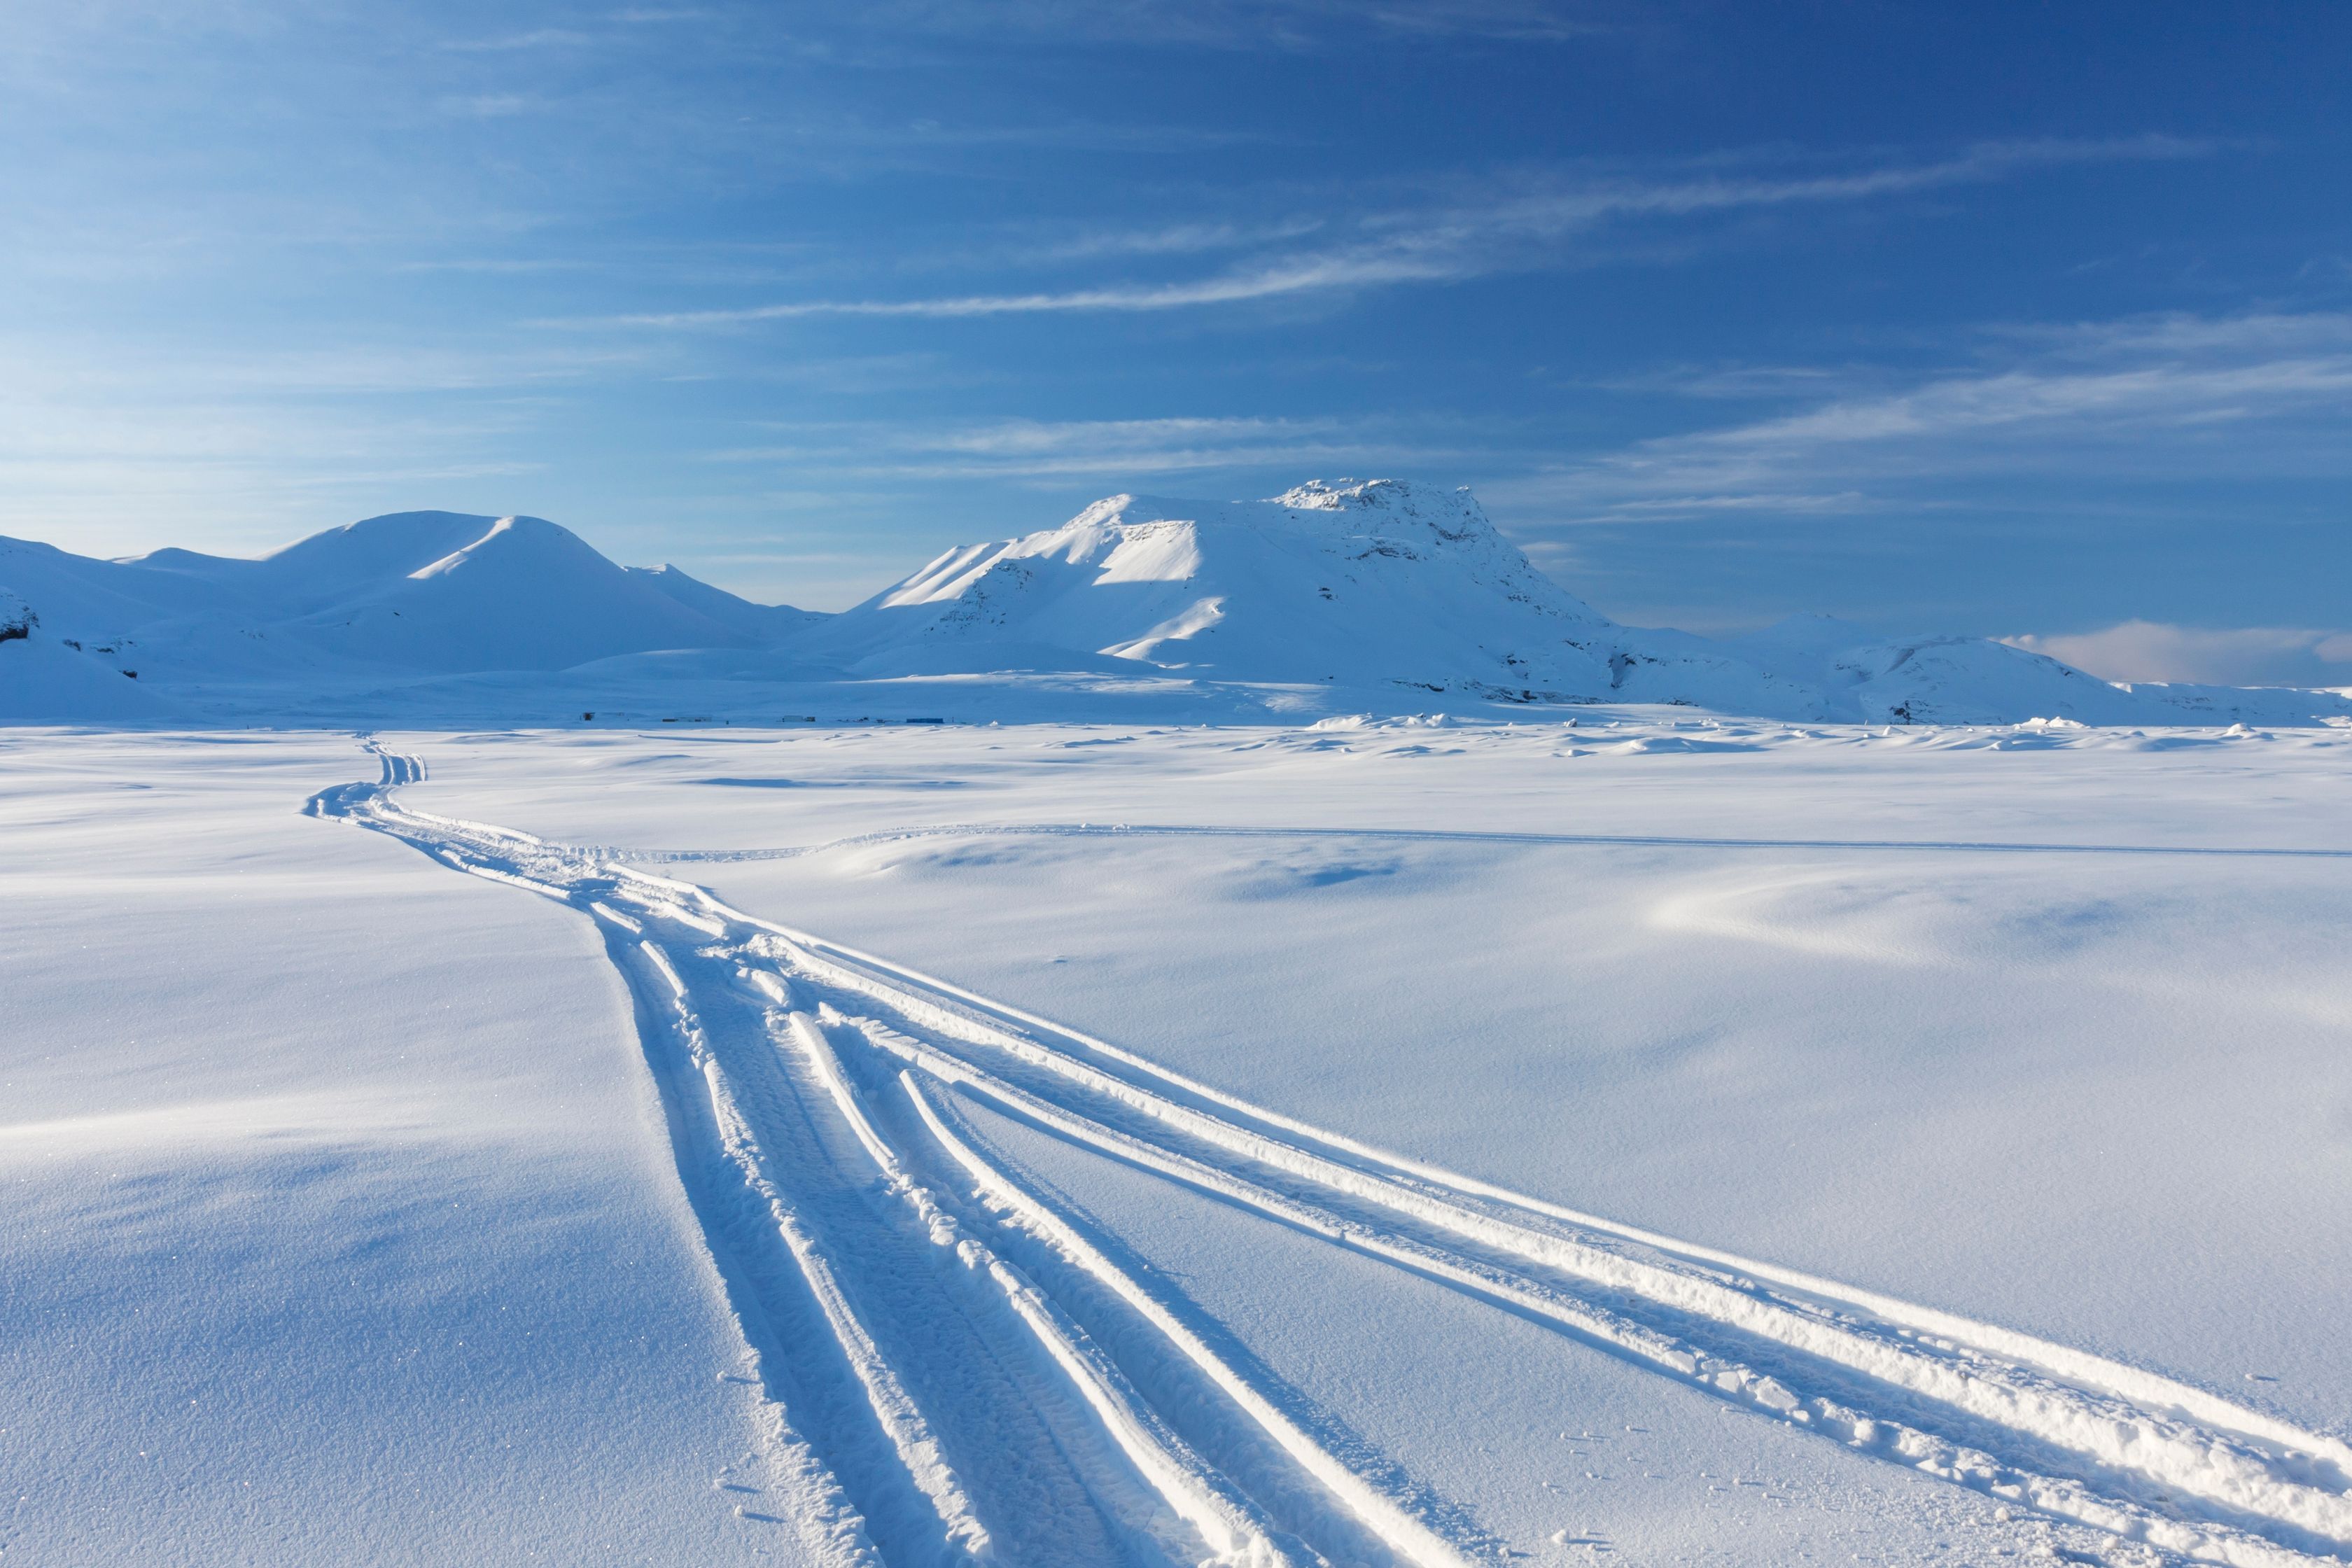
top-left (794, 477), bottom-right (1837, 717)
top-left (796, 479), bottom-right (1629, 693)
top-left (790, 479), bottom-right (2344, 726)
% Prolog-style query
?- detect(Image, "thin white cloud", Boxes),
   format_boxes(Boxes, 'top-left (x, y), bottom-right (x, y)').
top-left (1011, 216), bottom-right (1329, 265)
top-left (920, 414), bottom-right (1322, 456)
top-left (579, 136), bottom-right (2216, 328)
top-left (839, 0), bottom-right (1607, 48)
top-left (1595, 491), bottom-right (1875, 515)
top-left (596, 256), bottom-right (1448, 326)
top-left (1503, 309), bottom-right (2352, 522)
top-left (1686, 358), bottom-right (2352, 449)
top-left (438, 29), bottom-right (597, 52)
top-left (1990, 309), bottom-right (2352, 358)
top-left (699, 413), bottom-right (1470, 482)
top-left (438, 93), bottom-right (544, 119)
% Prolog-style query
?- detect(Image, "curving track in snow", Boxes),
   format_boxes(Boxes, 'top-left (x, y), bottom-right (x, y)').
top-left (309, 741), bottom-right (2352, 1568)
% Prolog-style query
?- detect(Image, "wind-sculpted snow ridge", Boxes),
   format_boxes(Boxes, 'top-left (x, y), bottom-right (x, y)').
top-left (308, 743), bottom-right (2352, 1568)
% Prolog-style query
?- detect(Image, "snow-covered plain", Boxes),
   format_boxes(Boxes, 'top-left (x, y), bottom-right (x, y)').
top-left (0, 732), bottom-right (804, 1564)
top-left (8, 715), bottom-right (2350, 1567)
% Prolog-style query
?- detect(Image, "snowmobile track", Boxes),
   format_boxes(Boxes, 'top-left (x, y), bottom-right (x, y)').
top-left (308, 739), bottom-right (2352, 1568)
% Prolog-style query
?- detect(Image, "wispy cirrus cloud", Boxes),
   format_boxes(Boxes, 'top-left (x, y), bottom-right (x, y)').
top-left (831, 0), bottom-right (1610, 49)
top-left (443, 0), bottom-right (1613, 62)
top-left (573, 136), bottom-right (2218, 328)
top-left (437, 27), bottom-right (598, 53)
top-left (435, 93), bottom-right (547, 120)
top-left (1009, 216), bottom-right (1330, 265)
top-left (1494, 308), bottom-right (2352, 524)
top-left (703, 413), bottom-right (1473, 483)
top-left (1679, 356), bottom-right (2352, 450)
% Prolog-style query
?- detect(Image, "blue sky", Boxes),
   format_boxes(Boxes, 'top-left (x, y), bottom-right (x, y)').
top-left (6, 2), bottom-right (2349, 680)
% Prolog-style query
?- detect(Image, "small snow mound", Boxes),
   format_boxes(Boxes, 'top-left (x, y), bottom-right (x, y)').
top-left (1304, 711), bottom-right (1464, 734)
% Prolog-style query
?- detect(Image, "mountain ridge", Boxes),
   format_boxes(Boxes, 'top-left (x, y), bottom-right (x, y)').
top-left (4, 486), bottom-right (2346, 727)
top-left (0, 512), bottom-right (807, 686)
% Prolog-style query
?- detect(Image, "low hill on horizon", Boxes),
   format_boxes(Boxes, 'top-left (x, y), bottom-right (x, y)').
top-left (0, 512), bottom-right (817, 693)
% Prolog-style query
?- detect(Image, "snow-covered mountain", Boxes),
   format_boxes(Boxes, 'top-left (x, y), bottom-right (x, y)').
top-left (0, 512), bottom-right (818, 687)
top-left (790, 479), bottom-right (2348, 727)
top-left (4, 485), bottom-right (2346, 726)
top-left (797, 479), bottom-right (1623, 694)
top-left (794, 478), bottom-right (1848, 716)
top-left (624, 563), bottom-right (825, 644)
top-left (1721, 614), bottom-right (2157, 726)
top-left (1719, 613), bottom-right (2350, 727)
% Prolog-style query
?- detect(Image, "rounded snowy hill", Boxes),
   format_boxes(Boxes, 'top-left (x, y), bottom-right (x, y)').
top-left (1, 511), bottom-right (818, 686)
top-left (797, 479), bottom-right (1630, 696)
top-left (140, 512), bottom-right (762, 673)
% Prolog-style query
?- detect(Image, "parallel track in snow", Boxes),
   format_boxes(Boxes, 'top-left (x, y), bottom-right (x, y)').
top-left (309, 743), bottom-right (2352, 1568)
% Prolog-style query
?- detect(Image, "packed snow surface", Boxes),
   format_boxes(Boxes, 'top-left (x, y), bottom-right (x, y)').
top-left (6, 481), bottom-right (2348, 727)
top-left (9, 715), bottom-right (2351, 1567)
